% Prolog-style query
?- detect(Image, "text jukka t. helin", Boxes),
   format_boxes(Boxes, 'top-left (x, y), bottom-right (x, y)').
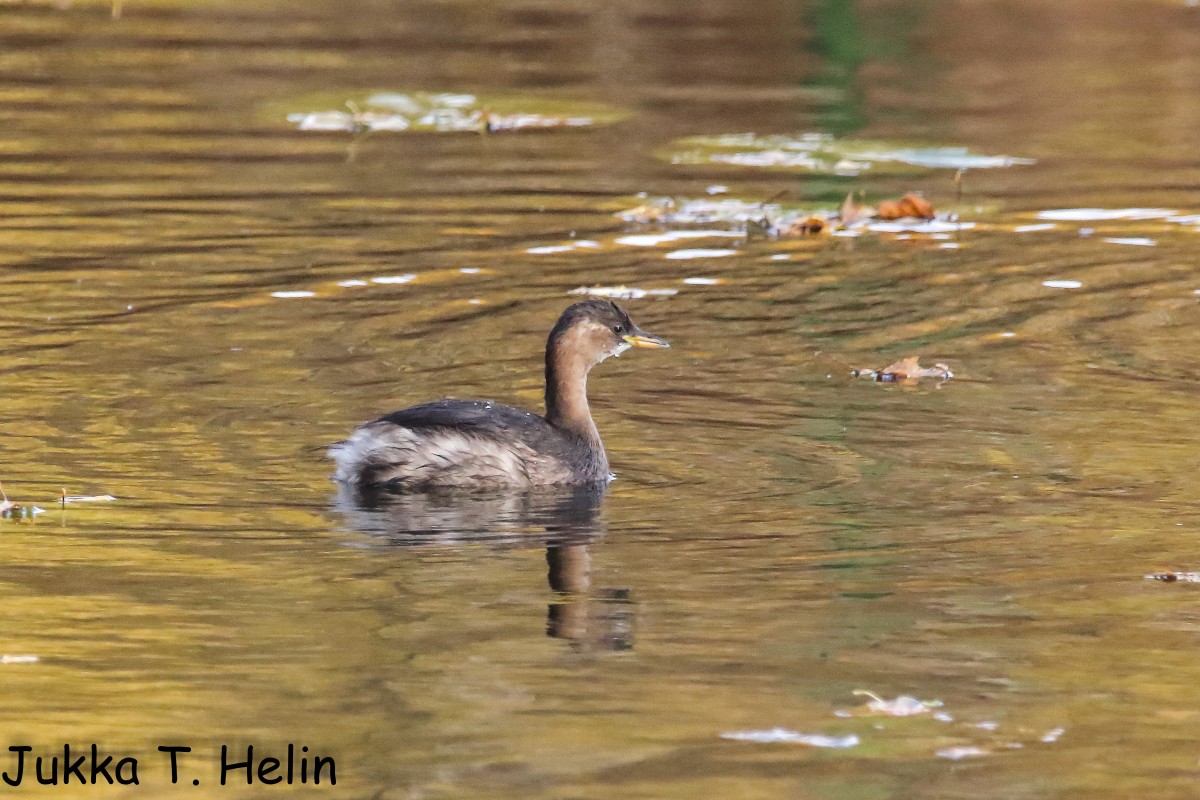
top-left (1, 744), bottom-right (335, 786)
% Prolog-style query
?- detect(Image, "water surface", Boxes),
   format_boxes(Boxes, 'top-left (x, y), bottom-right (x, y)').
top-left (2, 0), bottom-right (1200, 797)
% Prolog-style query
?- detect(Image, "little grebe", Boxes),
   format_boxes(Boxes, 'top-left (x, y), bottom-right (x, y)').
top-left (329, 299), bottom-right (669, 491)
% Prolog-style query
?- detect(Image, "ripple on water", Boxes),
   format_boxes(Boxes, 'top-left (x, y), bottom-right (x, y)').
top-left (614, 230), bottom-right (745, 247)
top-left (720, 729), bottom-right (859, 748)
top-left (665, 248), bottom-right (738, 260)
top-left (1036, 208), bottom-right (1177, 221)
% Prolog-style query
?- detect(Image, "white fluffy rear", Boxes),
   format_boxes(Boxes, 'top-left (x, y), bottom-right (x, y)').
top-left (328, 421), bottom-right (571, 489)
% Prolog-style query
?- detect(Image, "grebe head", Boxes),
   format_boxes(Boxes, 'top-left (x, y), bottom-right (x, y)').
top-left (548, 299), bottom-right (670, 366)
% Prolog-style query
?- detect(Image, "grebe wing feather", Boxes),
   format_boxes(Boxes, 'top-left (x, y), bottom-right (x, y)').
top-left (379, 399), bottom-right (540, 431)
top-left (330, 399), bottom-right (584, 489)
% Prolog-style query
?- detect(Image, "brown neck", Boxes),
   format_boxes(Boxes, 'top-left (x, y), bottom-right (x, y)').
top-left (544, 329), bottom-right (602, 447)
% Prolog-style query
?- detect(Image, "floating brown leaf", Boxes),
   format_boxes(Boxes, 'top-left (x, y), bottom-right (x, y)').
top-left (779, 215), bottom-right (829, 237)
top-left (877, 193), bottom-right (935, 221)
top-left (852, 356), bottom-right (954, 383)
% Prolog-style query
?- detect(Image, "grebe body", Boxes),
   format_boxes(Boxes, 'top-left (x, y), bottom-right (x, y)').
top-left (329, 300), bottom-right (668, 492)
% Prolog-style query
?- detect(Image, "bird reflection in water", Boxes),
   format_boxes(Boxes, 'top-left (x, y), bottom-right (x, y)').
top-left (332, 483), bottom-right (635, 652)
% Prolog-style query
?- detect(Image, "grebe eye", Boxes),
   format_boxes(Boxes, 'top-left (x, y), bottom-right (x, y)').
top-left (612, 324), bottom-right (623, 334)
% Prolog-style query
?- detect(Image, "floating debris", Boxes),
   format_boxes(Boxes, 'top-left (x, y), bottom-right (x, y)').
top-left (1040, 727), bottom-right (1065, 743)
top-left (370, 275), bottom-right (416, 285)
top-left (1, 505), bottom-right (43, 520)
top-left (271, 291), bottom-right (316, 299)
top-left (616, 198), bottom-right (676, 224)
top-left (482, 113), bottom-right (594, 132)
top-left (666, 132), bottom-right (1034, 176)
top-left (878, 193), bottom-right (935, 221)
top-left (63, 494), bottom-right (117, 504)
top-left (852, 357), bottom-right (954, 383)
top-left (839, 192), bottom-right (873, 226)
top-left (3, 485), bottom-right (117, 520)
top-left (282, 91), bottom-right (624, 135)
top-left (778, 215), bottom-right (829, 237)
top-left (1147, 571), bottom-right (1200, 583)
top-left (568, 286), bottom-right (678, 300)
top-left (936, 746), bottom-right (988, 760)
top-left (288, 109), bottom-right (411, 133)
top-left (616, 193), bottom-right (962, 241)
top-left (617, 199), bottom-right (772, 227)
top-left (720, 728), bottom-right (859, 748)
top-left (846, 691), bottom-right (943, 717)
top-left (682, 277), bottom-right (722, 285)
top-left (0, 483), bottom-right (44, 521)
top-left (1043, 279), bottom-right (1083, 289)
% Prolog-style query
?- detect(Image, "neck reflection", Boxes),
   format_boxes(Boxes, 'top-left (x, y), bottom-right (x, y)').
top-left (333, 482), bottom-right (635, 652)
